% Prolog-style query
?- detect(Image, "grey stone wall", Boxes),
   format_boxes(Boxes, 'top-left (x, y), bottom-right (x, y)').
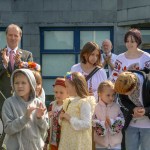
top-left (116, 0), bottom-right (150, 54)
top-left (0, 0), bottom-right (118, 62)
top-left (0, 0), bottom-right (150, 59)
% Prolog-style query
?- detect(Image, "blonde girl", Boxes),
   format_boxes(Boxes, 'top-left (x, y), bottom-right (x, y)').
top-left (58, 72), bottom-right (96, 150)
top-left (93, 80), bottom-right (124, 150)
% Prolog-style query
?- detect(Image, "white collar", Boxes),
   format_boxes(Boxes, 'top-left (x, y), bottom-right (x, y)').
top-left (7, 46), bottom-right (18, 54)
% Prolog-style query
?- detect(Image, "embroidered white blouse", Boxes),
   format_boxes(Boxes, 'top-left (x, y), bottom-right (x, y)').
top-left (110, 52), bottom-right (150, 82)
top-left (71, 63), bottom-right (107, 101)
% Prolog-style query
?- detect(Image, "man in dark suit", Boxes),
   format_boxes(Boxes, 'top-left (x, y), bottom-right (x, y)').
top-left (0, 24), bottom-right (33, 99)
top-left (0, 24), bottom-right (33, 148)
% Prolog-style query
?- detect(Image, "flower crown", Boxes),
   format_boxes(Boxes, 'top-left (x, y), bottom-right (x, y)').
top-left (19, 61), bottom-right (41, 71)
top-left (65, 72), bottom-right (73, 81)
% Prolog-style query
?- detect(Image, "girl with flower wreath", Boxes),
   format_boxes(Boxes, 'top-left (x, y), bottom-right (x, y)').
top-left (19, 61), bottom-right (45, 104)
top-left (92, 80), bottom-right (124, 150)
top-left (58, 72), bottom-right (96, 150)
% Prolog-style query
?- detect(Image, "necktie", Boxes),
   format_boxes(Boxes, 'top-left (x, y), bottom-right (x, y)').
top-left (9, 50), bottom-right (15, 71)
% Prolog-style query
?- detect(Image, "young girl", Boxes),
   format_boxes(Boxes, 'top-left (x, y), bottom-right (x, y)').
top-left (93, 80), bottom-right (124, 150)
top-left (58, 72), bottom-right (96, 150)
top-left (110, 28), bottom-right (150, 82)
top-left (71, 41), bottom-right (107, 101)
top-left (2, 69), bottom-right (48, 150)
top-left (44, 78), bottom-right (69, 150)
top-left (32, 70), bottom-right (45, 103)
top-left (19, 61), bottom-right (45, 103)
top-left (115, 71), bottom-right (150, 150)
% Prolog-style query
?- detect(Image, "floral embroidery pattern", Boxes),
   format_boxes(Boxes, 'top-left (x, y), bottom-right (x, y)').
top-left (52, 110), bottom-right (61, 144)
top-left (129, 77), bottom-right (142, 107)
top-left (95, 122), bottom-right (105, 136)
top-left (111, 119), bottom-right (124, 134)
top-left (93, 115), bottom-right (105, 136)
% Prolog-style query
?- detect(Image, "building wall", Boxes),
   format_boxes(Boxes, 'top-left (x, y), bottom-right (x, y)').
top-left (116, 0), bottom-right (150, 53)
top-left (0, 0), bottom-right (117, 62)
top-left (0, 0), bottom-right (150, 62)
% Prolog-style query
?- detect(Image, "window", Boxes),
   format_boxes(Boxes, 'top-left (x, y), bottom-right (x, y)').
top-left (40, 27), bottom-right (113, 97)
top-left (0, 28), bottom-right (6, 49)
top-left (141, 29), bottom-right (150, 53)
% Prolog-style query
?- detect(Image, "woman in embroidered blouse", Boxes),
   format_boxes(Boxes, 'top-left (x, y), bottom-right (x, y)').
top-left (71, 41), bottom-right (107, 101)
top-left (110, 28), bottom-right (150, 82)
top-left (58, 72), bottom-right (96, 150)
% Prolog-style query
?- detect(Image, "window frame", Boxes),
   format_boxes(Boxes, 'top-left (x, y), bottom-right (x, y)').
top-left (40, 26), bottom-right (114, 79)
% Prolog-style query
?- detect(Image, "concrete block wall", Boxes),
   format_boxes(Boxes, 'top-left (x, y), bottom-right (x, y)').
top-left (117, 0), bottom-right (150, 24)
top-left (0, 0), bottom-right (118, 62)
top-left (0, 0), bottom-right (150, 58)
top-left (116, 0), bottom-right (150, 54)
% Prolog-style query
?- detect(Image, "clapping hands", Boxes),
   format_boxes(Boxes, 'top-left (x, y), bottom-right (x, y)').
top-left (105, 116), bottom-right (111, 128)
top-left (1, 49), bottom-right (9, 66)
top-left (26, 102), bottom-right (46, 119)
top-left (36, 103), bottom-right (46, 119)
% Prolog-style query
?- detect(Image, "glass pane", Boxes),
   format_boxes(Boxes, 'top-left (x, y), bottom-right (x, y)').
top-left (141, 30), bottom-right (150, 49)
top-left (80, 31), bottom-right (110, 49)
top-left (43, 79), bottom-right (55, 95)
top-left (42, 54), bottom-right (75, 76)
top-left (0, 31), bottom-right (6, 49)
top-left (44, 31), bottom-right (73, 50)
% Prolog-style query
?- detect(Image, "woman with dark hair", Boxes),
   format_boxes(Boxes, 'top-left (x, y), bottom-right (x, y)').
top-left (71, 41), bottom-right (107, 101)
top-left (110, 28), bottom-right (150, 82)
top-left (110, 28), bottom-right (150, 150)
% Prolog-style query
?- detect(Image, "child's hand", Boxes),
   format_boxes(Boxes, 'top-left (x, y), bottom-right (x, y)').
top-left (63, 113), bottom-right (71, 121)
top-left (36, 103), bottom-right (46, 119)
top-left (105, 116), bottom-right (111, 128)
top-left (26, 105), bottom-right (35, 118)
top-left (59, 111), bottom-right (65, 120)
top-left (59, 111), bottom-right (71, 121)
top-left (48, 111), bottom-right (54, 118)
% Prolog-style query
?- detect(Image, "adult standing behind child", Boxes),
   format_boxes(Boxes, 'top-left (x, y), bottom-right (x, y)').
top-left (109, 28), bottom-right (150, 150)
top-left (58, 72), bottom-right (96, 150)
top-left (115, 71), bottom-right (150, 150)
top-left (71, 42), bottom-right (107, 101)
top-left (44, 78), bottom-right (69, 150)
top-left (92, 80), bottom-right (124, 150)
top-left (2, 69), bottom-right (48, 150)
top-left (110, 28), bottom-right (150, 82)
top-left (0, 24), bottom-right (33, 99)
top-left (101, 39), bottom-right (117, 78)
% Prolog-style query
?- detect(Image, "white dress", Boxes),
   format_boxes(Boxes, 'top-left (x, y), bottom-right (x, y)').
top-left (110, 52), bottom-right (150, 82)
top-left (71, 63), bottom-right (107, 101)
